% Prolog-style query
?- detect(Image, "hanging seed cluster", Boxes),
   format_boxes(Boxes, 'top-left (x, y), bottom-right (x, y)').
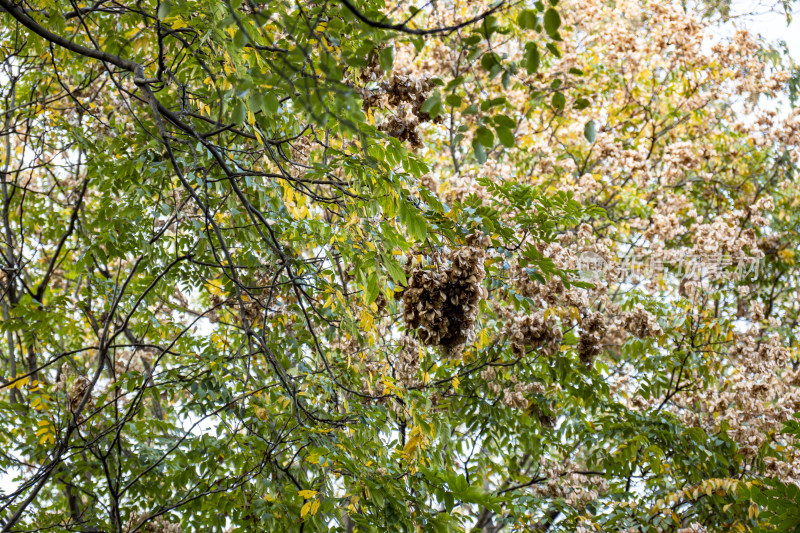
top-left (503, 311), bottom-right (562, 358)
top-left (127, 514), bottom-right (182, 533)
top-left (402, 247), bottom-right (487, 356)
top-left (354, 74), bottom-right (441, 148)
top-left (358, 45), bottom-right (385, 82)
top-left (395, 335), bottom-right (421, 387)
top-left (67, 375), bottom-right (92, 413)
top-left (207, 269), bottom-right (275, 326)
top-left (502, 380), bottom-right (538, 410)
top-left (622, 305), bottom-right (663, 338)
top-left (577, 312), bottom-right (607, 365)
top-left (528, 402), bottom-right (557, 429)
top-left (382, 75), bottom-right (435, 120)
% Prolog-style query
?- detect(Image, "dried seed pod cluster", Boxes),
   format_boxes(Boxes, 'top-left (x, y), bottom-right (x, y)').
top-left (382, 75), bottom-right (435, 120)
top-left (355, 73), bottom-right (440, 148)
top-left (502, 311), bottom-right (563, 358)
top-left (512, 261), bottom-right (567, 305)
top-left (502, 381), bottom-right (538, 410)
top-left (359, 45), bottom-right (385, 82)
top-left (127, 514), bottom-right (182, 533)
top-left (622, 305), bottom-right (663, 338)
top-left (401, 247), bottom-right (487, 356)
top-left (577, 312), bottom-right (607, 364)
top-left (527, 402), bottom-right (557, 429)
top-left (208, 269), bottom-right (276, 326)
top-left (395, 335), bottom-right (421, 387)
top-left (67, 375), bottom-right (92, 414)
top-left (379, 114), bottom-right (423, 147)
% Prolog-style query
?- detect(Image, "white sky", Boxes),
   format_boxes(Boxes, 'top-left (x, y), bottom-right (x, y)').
top-left (730, 1), bottom-right (799, 60)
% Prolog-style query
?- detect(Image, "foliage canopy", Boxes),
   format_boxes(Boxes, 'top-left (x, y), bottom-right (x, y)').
top-left (1, 0), bottom-right (800, 531)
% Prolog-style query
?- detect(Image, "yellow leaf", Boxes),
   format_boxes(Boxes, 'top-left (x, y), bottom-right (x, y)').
top-left (403, 434), bottom-right (422, 457)
top-left (9, 376), bottom-right (30, 390)
top-left (206, 281), bottom-right (223, 297)
top-left (359, 310), bottom-right (374, 331)
top-left (253, 405), bottom-right (269, 421)
top-left (478, 329), bottom-right (489, 349)
top-left (298, 490), bottom-right (318, 499)
top-left (310, 499), bottom-right (320, 515)
top-left (300, 501), bottom-right (311, 517)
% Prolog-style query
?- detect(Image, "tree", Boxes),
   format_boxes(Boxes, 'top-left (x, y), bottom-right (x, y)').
top-left (0, 0), bottom-right (798, 531)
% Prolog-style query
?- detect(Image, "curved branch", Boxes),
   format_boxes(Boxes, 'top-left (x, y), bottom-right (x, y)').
top-left (337, 0), bottom-right (507, 36)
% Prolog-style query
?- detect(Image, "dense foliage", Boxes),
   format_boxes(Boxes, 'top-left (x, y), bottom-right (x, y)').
top-left (1, 0), bottom-right (800, 531)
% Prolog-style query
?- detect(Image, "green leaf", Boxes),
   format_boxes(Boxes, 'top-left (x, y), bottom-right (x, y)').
top-left (379, 46), bottom-right (395, 72)
top-left (475, 126), bottom-right (495, 148)
top-left (543, 8), bottom-right (561, 35)
top-left (444, 491), bottom-right (454, 512)
top-left (480, 97), bottom-right (506, 111)
top-left (523, 42), bottom-right (540, 75)
top-left (517, 9), bottom-right (538, 30)
top-left (584, 120), bottom-right (596, 143)
top-left (473, 139), bottom-right (487, 164)
top-left (231, 100), bottom-right (246, 125)
top-left (445, 76), bottom-right (465, 91)
top-left (157, 0), bottom-right (171, 20)
top-left (366, 272), bottom-right (379, 303)
top-left (383, 255), bottom-right (407, 285)
top-left (480, 53), bottom-right (502, 73)
top-left (546, 42), bottom-right (561, 58)
top-left (445, 94), bottom-right (462, 107)
top-left (399, 200), bottom-right (427, 242)
top-left (493, 115), bottom-right (516, 129)
top-left (263, 92), bottom-right (280, 113)
top-left (233, 29), bottom-right (247, 49)
top-left (420, 91), bottom-right (443, 120)
top-left (574, 97), bottom-right (591, 110)
top-left (551, 91), bottom-right (566, 110)
top-left (407, 211), bottom-right (427, 242)
top-left (495, 126), bottom-right (515, 148)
